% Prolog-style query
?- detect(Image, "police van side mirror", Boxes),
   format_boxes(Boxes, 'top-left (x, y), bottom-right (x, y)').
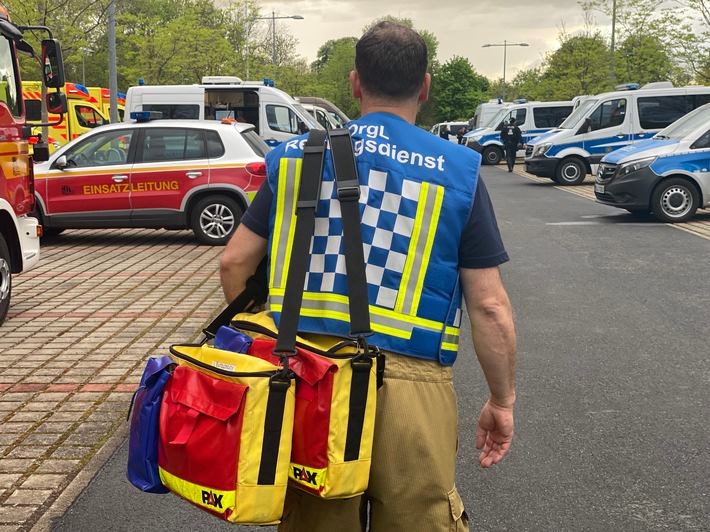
top-left (41, 38), bottom-right (65, 89)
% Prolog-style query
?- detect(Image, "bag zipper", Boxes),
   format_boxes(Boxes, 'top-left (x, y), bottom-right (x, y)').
top-left (231, 320), bottom-right (378, 360)
top-left (169, 344), bottom-right (287, 379)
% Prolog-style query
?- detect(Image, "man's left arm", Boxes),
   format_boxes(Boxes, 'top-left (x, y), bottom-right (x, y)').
top-left (220, 224), bottom-right (268, 303)
top-left (461, 266), bottom-right (516, 467)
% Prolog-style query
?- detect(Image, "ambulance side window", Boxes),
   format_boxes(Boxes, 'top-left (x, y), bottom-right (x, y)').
top-left (75, 105), bottom-right (107, 129)
top-left (266, 105), bottom-right (304, 134)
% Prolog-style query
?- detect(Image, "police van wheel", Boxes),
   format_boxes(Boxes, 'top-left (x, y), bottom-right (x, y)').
top-left (482, 146), bottom-right (503, 165)
top-left (0, 234), bottom-right (11, 325)
top-left (554, 157), bottom-right (587, 185)
top-left (650, 178), bottom-right (699, 223)
top-left (191, 195), bottom-right (243, 246)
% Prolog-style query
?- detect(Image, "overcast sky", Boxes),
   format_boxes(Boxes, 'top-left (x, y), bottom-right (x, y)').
top-left (256, 0), bottom-right (602, 79)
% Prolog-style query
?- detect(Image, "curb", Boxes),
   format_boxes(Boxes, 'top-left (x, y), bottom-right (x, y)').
top-left (30, 424), bottom-right (129, 532)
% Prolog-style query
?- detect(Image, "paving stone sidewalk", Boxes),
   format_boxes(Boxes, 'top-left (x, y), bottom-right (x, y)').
top-left (0, 228), bottom-right (226, 531)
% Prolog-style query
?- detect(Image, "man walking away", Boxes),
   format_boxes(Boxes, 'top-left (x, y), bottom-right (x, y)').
top-left (500, 117), bottom-right (523, 172)
top-left (220, 21), bottom-right (517, 532)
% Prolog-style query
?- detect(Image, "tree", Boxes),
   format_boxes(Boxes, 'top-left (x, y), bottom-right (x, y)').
top-left (535, 24), bottom-right (611, 99)
top-left (581, 0), bottom-right (699, 86)
top-left (433, 56), bottom-right (488, 122)
top-left (311, 38), bottom-right (358, 118)
top-left (674, 0), bottom-right (710, 83)
top-left (7, 0), bottom-right (108, 82)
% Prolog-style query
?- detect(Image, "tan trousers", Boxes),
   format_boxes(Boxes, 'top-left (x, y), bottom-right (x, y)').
top-left (278, 352), bottom-right (469, 532)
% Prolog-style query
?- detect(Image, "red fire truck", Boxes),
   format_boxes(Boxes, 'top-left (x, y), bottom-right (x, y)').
top-left (0, 6), bottom-right (66, 324)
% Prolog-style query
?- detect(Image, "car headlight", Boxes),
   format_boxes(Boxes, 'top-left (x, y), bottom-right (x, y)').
top-left (466, 134), bottom-right (482, 144)
top-left (616, 156), bottom-right (656, 178)
top-left (531, 143), bottom-right (552, 158)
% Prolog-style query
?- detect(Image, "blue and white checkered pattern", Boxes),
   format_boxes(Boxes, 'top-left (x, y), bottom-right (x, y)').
top-left (305, 169), bottom-right (421, 309)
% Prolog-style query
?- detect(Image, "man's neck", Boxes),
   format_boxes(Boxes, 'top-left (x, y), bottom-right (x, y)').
top-left (359, 101), bottom-right (419, 124)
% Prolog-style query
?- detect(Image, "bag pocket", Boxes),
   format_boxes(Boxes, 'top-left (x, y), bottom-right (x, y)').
top-left (158, 365), bottom-right (248, 520)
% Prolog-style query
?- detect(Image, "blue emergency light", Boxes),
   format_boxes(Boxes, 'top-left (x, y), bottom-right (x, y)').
top-left (130, 111), bottom-right (163, 121)
top-left (614, 83), bottom-right (640, 91)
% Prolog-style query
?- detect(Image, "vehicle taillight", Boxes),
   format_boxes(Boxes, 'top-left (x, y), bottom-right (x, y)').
top-left (246, 162), bottom-right (266, 177)
top-left (28, 136), bottom-right (38, 145)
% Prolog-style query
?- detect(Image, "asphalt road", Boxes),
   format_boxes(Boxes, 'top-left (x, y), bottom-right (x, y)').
top-left (49, 165), bottom-right (710, 532)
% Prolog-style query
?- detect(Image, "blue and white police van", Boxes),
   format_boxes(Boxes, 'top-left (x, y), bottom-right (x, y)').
top-left (525, 83), bottom-right (710, 185)
top-left (594, 102), bottom-right (710, 223)
top-left (464, 100), bottom-right (573, 165)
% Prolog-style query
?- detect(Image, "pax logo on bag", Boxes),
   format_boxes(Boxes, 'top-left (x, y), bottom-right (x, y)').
top-left (201, 489), bottom-right (224, 509)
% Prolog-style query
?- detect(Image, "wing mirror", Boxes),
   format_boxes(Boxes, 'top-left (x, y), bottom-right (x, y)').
top-left (41, 38), bottom-right (65, 89)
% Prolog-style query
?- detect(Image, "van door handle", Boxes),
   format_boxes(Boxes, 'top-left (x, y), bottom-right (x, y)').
top-left (186, 171), bottom-right (202, 179)
top-left (615, 133), bottom-right (625, 138)
top-left (112, 174), bottom-right (129, 182)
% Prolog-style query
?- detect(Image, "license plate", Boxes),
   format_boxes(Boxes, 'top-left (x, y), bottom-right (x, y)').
top-left (594, 184), bottom-right (605, 194)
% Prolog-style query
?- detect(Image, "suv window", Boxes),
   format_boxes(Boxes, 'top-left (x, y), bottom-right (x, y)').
top-left (588, 98), bottom-right (626, 131)
top-left (206, 130), bottom-right (225, 159)
top-left (141, 128), bottom-right (207, 163)
top-left (266, 104), bottom-right (306, 134)
top-left (241, 129), bottom-right (270, 157)
top-left (63, 129), bottom-right (132, 167)
top-left (533, 106), bottom-right (573, 128)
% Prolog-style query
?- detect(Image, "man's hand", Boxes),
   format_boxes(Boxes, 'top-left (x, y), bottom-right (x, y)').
top-left (476, 399), bottom-right (514, 468)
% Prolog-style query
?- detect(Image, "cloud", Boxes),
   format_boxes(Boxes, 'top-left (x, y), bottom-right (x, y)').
top-left (255, 0), bottom-right (594, 77)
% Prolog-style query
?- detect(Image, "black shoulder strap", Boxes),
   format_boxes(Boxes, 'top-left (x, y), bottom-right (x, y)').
top-left (329, 129), bottom-right (372, 338)
top-left (273, 130), bottom-right (327, 354)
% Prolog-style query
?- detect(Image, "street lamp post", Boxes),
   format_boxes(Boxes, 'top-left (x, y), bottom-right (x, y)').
top-left (80, 47), bottom-right (94, 87)
top-left (482, 40), bottom-right (529, 101)
top-left (252, 10), bottom-right (303, 82)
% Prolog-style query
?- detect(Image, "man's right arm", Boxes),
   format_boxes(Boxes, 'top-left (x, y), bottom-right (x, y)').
top-left (460, 266), bottom-right (516, 468)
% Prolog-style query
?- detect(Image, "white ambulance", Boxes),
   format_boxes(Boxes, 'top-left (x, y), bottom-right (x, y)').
top-left (124, 76), bottom-right (323, 146)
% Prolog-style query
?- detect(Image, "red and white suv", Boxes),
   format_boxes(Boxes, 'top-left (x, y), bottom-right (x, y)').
top-left (32, 116), bottom-right (269, 245)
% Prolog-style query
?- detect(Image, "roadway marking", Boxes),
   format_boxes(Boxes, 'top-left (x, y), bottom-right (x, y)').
top-left (513, 168), bottom-right (710, 240)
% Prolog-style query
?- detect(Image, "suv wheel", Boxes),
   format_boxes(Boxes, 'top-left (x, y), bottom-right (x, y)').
top-left (190, 195), bottom-right (243, 245)
top-left (650, 178), bottom-right (699, 223)
top-left (30, 205), bottom-right (64, 237)
top-left (554, 157), bottom-right (587, 185)
top-left (0, 234), bottom-right (11, 325)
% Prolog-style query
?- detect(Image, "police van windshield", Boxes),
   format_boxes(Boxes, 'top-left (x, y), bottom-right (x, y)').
top-left (484, 108), bottom-right (510, 129)
top-left (558, 98), bottom-right (598, 129)
top-left (655, 103), bottom-right (710, 140)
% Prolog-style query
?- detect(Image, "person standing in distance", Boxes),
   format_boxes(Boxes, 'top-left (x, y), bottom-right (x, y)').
top-left (500, 117), bottom-right (523, 172)
top-left (220, 21), bottom-right (516, 532)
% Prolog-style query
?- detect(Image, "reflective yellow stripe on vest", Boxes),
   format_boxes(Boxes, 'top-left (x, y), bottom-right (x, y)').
top-left (271, 158), bottom-right (301, 289)
top-left (395, 181), bottom-right (444, 316)
top-left (269, 288), bottom-right (459, 347)
top-left (268, 156), bottom-right (459, 354)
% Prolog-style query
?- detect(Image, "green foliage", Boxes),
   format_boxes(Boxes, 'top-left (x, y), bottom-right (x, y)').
top-left (534, 30), bottom-right (611, 99)
top-left (5, 0), bottom-right (709, 125)
top-left (432, 56), bottom-right (488, 122)
top-left (309, 37), bottom-right (358, 118)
